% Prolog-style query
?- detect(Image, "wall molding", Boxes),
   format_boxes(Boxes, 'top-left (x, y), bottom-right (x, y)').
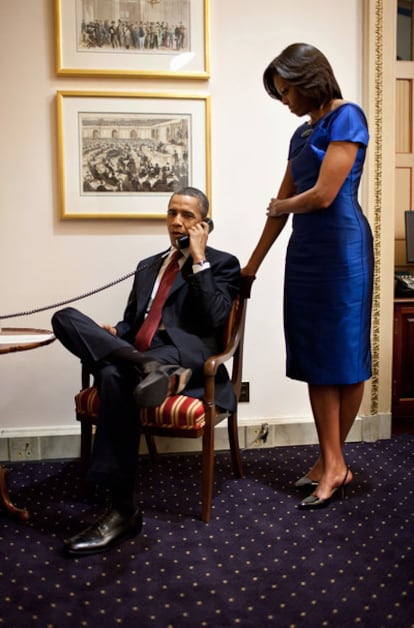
top-left (0, 414), bottom-right (392, 462)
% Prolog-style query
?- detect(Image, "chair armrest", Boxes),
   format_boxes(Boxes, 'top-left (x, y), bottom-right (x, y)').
top-left (204, 324), bottom-right (243, 377)
top-left (202, 321), bottom-right (244, 407)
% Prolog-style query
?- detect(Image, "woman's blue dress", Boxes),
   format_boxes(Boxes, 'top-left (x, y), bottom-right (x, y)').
top-left (284, 103), bottom-right (374, 385)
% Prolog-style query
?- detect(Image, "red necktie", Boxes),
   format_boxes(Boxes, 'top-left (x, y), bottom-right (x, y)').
top-left (134, 250), bottom-right (181, 351)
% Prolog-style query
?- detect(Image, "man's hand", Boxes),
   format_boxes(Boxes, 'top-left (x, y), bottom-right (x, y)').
top-left (101, 323), bottom-right (117, 336)
top-left (188, 220), bottom-right (209, 263)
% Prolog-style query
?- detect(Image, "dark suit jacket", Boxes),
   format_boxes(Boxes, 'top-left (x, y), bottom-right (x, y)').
top-left (115, 246), bottom-right (241, 411)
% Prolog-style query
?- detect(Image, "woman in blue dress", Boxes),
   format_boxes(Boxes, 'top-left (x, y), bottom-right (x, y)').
top-left (243, 43), bottom-right (374, 509)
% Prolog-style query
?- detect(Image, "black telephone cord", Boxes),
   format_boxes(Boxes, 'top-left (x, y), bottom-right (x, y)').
top-left (0, 270), bottom-right (135, 320)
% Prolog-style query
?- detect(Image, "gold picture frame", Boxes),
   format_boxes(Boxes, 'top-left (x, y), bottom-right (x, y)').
top-left (56, 90), bottom-right (211, 220)
top-left (55, 0), bottom-right (210, 79)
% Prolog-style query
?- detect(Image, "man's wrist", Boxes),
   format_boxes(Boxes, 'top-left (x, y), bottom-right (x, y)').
top-left (192, 258), bottom-right (210, 273)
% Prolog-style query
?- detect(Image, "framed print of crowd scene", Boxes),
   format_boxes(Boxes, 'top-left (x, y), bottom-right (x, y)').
top-left (56, 90), bottom-right (211, 219)
top-left (55, 0), bottom-right (210, 79)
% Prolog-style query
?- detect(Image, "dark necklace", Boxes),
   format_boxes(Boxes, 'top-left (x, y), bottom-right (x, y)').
top-left (300, 122), bottom-right (315, 138)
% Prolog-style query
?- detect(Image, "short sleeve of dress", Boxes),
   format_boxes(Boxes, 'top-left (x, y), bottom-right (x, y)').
top-left (328, 104), bottom-right (369, 146)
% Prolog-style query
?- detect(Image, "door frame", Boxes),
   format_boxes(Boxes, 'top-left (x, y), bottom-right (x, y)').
top-left (361, 0), bottom-right (396, 424)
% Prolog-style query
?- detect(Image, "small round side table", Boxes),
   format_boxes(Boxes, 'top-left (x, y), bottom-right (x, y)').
top-left (0, 327), bottom-right (55, 522)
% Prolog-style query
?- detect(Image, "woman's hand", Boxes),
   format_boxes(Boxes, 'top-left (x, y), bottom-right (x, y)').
top-left (240, 266), bottom-right (257, 297)
top-left (267, 198), bottom-right (288, 217)
top-left (241, 265), bottom-right (256, 278)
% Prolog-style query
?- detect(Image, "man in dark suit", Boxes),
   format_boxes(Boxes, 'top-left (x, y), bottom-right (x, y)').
top-left (51, 187), bottom-right (240, 557)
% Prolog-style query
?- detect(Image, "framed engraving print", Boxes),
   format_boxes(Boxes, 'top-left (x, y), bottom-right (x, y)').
top-left (55, 0), bottom-right (210, 79)
top-left (56, 90), bottom-right (211, 219)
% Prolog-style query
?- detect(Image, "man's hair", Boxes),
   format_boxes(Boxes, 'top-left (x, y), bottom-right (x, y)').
top-left (170, 186), bottom-right (209, 218)
top-left (263, 42), bottom-right (343, 109)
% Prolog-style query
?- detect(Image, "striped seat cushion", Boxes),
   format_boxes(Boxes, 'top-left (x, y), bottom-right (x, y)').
top-left (75, 387), bottom-right (99, 418)
top-left (75, 387), bottom-right (206, 430)
top-left (140, 395), bottom-right (205, 430)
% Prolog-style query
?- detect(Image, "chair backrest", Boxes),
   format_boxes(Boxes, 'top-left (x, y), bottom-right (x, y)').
top-left (223, 275), bottom-right (254, 343)
top-left (203, 274), bottom-right (254, 404)
top-left (226, 275), bottom-right (254, 400)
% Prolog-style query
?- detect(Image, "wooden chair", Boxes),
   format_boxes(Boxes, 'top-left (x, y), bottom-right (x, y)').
top-left (74, 275), bottom-right (254, 522)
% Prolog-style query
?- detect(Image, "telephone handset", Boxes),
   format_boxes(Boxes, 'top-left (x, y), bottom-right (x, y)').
top-left (175, 218), bottom-right (214, 250)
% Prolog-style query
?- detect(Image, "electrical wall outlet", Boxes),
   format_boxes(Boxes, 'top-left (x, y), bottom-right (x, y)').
top-left (247, 423), bottom-right (272, 448)
top-left (240, 381), bottom-right (250, 402)
top-left (9, 437), bottom-right (41, 461)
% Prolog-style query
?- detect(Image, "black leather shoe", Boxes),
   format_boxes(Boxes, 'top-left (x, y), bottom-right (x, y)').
top-left (158, 365), bottom-right (192, 394)
top-left (133, 365), bottom-right (192, 407)
top-left (63, 508), bottom-right (143, 557)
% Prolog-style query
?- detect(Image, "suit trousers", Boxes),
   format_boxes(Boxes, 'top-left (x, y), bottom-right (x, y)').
top-left (52, 307), bottom-right (181, 498)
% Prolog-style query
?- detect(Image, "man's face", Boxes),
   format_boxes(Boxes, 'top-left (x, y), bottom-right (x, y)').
top-left (167, 194), bottom-right (203, 247)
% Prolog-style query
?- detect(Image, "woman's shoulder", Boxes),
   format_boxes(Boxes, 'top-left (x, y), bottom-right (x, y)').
top-left (323, 101), bottom-right (369, 144)
top-left (328, 101), bottom-right (367, 125)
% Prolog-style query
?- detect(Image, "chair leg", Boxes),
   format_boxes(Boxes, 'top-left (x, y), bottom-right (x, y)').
top-left (144, 433), bottom-right (160, 464)
top-left (78, 420), bottom-right (93, 495)
top-left (201, 420), bottom-right (215, 523)
top-left (228, 411), bottom-right (244, 478)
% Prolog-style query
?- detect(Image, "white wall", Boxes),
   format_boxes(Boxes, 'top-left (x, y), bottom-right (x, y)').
top-left (0, 0), bottom-right (362, 432)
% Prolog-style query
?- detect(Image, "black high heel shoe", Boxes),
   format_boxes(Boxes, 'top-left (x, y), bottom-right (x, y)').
top-left (294, 474), bottom-right (319, 489)
top-left (298, 468), bottom-right (350, 510)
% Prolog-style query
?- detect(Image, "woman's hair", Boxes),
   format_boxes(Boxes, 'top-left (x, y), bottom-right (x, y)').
top-left (263, 43), bottom-right (343, 108)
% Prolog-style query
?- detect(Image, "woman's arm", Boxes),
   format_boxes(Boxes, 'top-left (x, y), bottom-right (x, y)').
top-left (267, 141), bottom-right (358, 217)
top-left (242, 163), bottom-right (294, 276)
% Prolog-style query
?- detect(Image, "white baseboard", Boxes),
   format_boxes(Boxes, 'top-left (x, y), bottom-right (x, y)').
top-left (0, 413), bottom-right (392, 462)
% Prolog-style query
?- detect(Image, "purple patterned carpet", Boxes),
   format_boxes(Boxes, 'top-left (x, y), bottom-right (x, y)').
top-left (0, 436), bottom-right (413, 627)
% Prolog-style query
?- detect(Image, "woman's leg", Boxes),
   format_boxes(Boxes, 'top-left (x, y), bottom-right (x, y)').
top-left (339, 382), bottom-right (364, 442)
top-left (302, 382), bottom-right (364, 484)
top-left (307, 383), bottom-right (362, 498)
top-left (308, 385), bottom-right (344, 495)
